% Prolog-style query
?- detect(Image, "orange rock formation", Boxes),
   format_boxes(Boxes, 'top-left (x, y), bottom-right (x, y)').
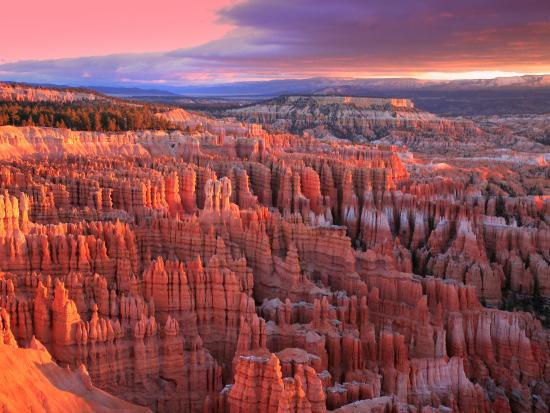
top-left (0, 112), bottom-right (548, 413)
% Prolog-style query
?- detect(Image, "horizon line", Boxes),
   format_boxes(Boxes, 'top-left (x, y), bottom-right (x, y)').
top-left (1, 71), bottom-right (550, 90)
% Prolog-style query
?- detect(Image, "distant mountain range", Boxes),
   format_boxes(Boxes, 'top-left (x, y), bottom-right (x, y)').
top-left (2, 75), bottom-right (550, 116)
top-left (160, 75), bottom-right (550, 97)
top-left (85, 75), bottom-right (550, 116)
top-left (90, 86), bottom-right (180, 97)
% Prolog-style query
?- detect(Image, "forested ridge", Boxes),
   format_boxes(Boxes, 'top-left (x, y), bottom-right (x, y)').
top-left (0, 100), bottom-right (174, 131)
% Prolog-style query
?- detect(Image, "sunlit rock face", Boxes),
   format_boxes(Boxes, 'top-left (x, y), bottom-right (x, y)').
top-left (0, 89), bottom-right (549, 413)
top-left (0, 83), bottom-right (102, 103)
top-left (0, 313), bottom-right (150, 413)
top-left (226, 95), bottom-right (482, 149)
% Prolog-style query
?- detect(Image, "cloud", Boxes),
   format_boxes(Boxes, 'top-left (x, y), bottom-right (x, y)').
top-left (0, 0), bottom-right (549, 86)
top-left (212, 0), bottom-right (550, 69)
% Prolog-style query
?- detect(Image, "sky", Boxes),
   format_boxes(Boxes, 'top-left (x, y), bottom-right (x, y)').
top-left (1, 0), bottom-right (549, 87)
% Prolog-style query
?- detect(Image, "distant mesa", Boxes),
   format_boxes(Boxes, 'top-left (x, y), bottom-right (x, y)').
top-left (226, 94), bottom-right (480, 149)
top-left (283, 95), bottom-right (415, 109)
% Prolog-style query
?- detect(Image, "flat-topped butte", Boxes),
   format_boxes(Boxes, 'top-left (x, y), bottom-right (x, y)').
top-left (283, 95), bottom-right (415, 109)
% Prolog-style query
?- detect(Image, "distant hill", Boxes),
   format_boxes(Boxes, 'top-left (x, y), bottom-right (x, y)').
top-left (0, 82), bottom-right (180, 102)
top-left (226, 94), bottom-right (481, 150)
top-left (167, 74), bottom-right (550, 95)
top-left (0, 81), bottom-right (176, 131)
top-left (90, 86), bottom-right (179, 98)
top-left (3, 75), bottom-right (550, 116)
top-left (154, 74), bottom-right (550, 116)
top-left (0, 81), bottom-right (107, 103)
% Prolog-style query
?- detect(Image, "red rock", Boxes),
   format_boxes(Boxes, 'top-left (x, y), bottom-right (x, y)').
top-left (0, 112), bottom-right (548, 413)
top-left (227, 352), bottom-right (326, 413)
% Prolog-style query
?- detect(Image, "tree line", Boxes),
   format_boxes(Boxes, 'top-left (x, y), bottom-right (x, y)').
top-left (0, 100), bottom-right (174, 132)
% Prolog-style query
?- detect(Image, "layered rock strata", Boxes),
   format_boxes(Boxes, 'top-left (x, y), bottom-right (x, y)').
top-left (0, 120), bottom-right (548, 413)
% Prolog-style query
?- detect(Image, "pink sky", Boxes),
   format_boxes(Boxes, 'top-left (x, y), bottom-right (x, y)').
top-left (0, 0), bottom-right (236, 62)
top-left (0, 0), bottom-right (548, 84)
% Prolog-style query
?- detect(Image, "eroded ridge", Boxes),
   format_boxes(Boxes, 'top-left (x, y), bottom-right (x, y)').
top-left (0, 113), bottom-right (548, 413)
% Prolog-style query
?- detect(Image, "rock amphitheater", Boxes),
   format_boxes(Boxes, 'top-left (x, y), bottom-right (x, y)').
top-left (0, 105), bottom-right (548, 412)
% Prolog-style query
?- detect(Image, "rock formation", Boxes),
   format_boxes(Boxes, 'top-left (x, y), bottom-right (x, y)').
top-left (0, 310), bottom-right (149, 413)
top-left (0, 91), bottom-right (548, 413)
top-left (0, 82), bottom-right (102, 103)
top-left (226, 95), bottom-right (481, 150)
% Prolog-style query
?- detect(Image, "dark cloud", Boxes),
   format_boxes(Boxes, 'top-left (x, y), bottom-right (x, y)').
top-left (211, 0), bottom-right (550, 69)
top-left (1, 0), bottom-right (549, 86)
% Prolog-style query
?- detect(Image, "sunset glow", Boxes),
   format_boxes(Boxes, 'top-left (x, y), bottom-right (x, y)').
top-left (419, 71), bottom-right (539, 80)
top-left (0, 1), bottom-right (550, 411)
top-left (1, 0), bottom-right (549, 86)
top-left (0, 0), bottom-right (237, 61)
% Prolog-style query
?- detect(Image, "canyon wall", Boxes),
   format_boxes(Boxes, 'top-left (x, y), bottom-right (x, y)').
top-left (0, 120), bottom-right (548, 412)
top-left (282, 96), bottom-right (415, 109)
top-left (0, 309), bottom-right (149, 412)
top-left (0, 83), bottom-right (102, 103)
top-left (226, 95), bottom-right (481, 150)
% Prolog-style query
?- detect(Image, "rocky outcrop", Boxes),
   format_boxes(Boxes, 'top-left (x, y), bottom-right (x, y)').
top-left (0, 82), bottom-right (102, 103)
top-left (227, 95), bottom-right (481, 149)
top-left (0, 309), bottom-right (149, 413)
top-left (224, 351), bottom-right (326, 413)
top-left (0, 121), bottom-right (548, 413)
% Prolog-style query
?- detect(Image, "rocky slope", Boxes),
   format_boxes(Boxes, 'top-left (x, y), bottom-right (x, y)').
top-left (0, 82), bottom-right (103, 103)
top-left (0, 313), bottom-right (148, 413)
top-left (225, 95), bottom-right (550, 155)
top-left (0, 115), bottom-right (548, 412)
top-left (475, 114), bottom-right (550, 147)
top-left (226, 95), bottom-right (481, 150)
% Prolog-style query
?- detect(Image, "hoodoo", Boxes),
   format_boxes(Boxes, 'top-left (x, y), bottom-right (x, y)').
top-left (0, 7), bottom-right (549, 407)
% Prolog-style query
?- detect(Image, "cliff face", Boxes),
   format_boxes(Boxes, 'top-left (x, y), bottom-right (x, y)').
top-left (0, 118), bottom-right (548, 413)
top-left (282, 96), bottom-right (415, 109)
top-left (0, 311), bottom-right (149, 413)
top-left (0, 83), bottom-right (102, 103)
top-left (226, 95), bottom-right (481, 149)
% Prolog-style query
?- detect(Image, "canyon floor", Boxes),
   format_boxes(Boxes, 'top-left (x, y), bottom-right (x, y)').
top-left (0, 84), bottom-right (549, 412)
